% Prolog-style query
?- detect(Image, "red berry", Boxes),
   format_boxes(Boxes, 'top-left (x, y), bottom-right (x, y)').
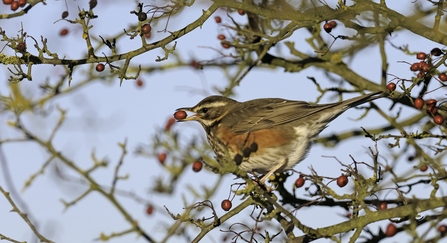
top-left (417, 72), bottom-right (424, 78)
top-left (438, 224), bottom-right (447, 234)
top-left (414, 98), bottom-right (424, 110)
top-left (431, 48), bottom-right (443, 56)
top-left (173, 110), bottom-right (187, 120)
top-left (294, 177), bottom-right (305, 188)
top-left (136, 79), bottom-right (144, 87)
top-left (191, 60), bottom-right (200, 69)
top-left (427, 106), bottom-right (438, 115)
top-left (141, 24), bottom-right (151, 34)
top-left (3, 0), bottom-right (13, 4)
top-left (221, 43), bottom-right (230, 49)
top-left (157, 153), bottom-right (167, 164)
top-left (237, 9), bottom-right (245, 15)
top-left (328, 20), bottom-right (337, 28)
top-left (214, 16), bottom-right (221, 23)
top-left (421, 62), bottom-right (430, 72)
top-left (410, 62), bottom-right (420, 71)
top-left (60, 28), bottom-right (69, 36)
top-left (192, 161), bottom-right (203, 172)
top-left (164, 117), bottom-right (176, 131)
top-left (323, 23), bottom-right (332, 33)
top-left (426, 99), bottom-right (437, 107)
top-left (378, 201), bottom-right (387, 210)
top-left (420, 164), bottom-right (428, 172)
top-left (146, 204), bottom-right (154, 215)
top-left (385, 223), bottom-right (397, 237)
top-left (16, 42), bottom-right (26, 52)
top-left (433, 114), bottom-right (444, 125)
top-left (95, 63), bottom-right (105, 72)
top-left (10, 1), bottom-right (18, 11)
top-left (221, 199), bottom-right (232, 211)
top-left (17, 0), bottom-right (25, 7)
top-left (439, 73), bottom-right (447, 81)
top-left (386, 82), bottom-right (396, 92)
top-left (336, 175), bottom-right (348, 188)
top-left (416, 52), bottom-right (426, 60)
top-left (217, 34), bottom-right (226, 40)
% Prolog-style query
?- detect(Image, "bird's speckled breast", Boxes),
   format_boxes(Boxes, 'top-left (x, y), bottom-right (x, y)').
top-left (207, 122), bottom-right (311, 174)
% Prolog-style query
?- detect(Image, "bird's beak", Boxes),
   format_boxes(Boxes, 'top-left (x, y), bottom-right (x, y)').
top-left (175, 107), bottom-right (197, 121)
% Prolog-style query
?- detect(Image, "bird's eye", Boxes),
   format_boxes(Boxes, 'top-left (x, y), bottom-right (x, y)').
top-left (201, 108), bottom-right (209, 113)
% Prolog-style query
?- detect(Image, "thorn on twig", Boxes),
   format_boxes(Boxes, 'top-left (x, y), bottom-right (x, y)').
top-left (362, 127), bottom-right (373, 139)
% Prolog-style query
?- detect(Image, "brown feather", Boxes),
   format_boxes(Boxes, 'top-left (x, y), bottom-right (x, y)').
top-left (221, 91), bottom-right (384, 134)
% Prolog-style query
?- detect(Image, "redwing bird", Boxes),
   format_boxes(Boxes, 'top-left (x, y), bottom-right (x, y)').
top-left (176, 91), bottom-right (384, 184)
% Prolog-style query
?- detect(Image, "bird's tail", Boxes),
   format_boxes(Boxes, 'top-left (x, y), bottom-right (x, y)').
top-left (341, 91), bottom-right (385, 109)
top-left (312, 90), bottom-right (386, 130)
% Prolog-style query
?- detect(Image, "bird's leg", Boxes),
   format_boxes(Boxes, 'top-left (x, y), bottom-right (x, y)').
top-left (259, 159), bottom-right (287, 185)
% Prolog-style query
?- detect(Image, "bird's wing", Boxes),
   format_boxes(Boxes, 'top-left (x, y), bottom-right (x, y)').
top-left (223, 91), bottom-right (383, 134)
top-left (223, 98), bottom-right (337, 134)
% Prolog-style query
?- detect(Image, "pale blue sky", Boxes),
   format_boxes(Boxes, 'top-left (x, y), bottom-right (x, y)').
top-left (0, 1), bottom-right (445, 243)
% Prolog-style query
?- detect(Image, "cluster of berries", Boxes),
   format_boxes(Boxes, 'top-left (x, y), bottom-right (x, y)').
top-left (386, 48), bottom-right (446, 125)
top-left (3, 0), bottom-right (26, 11)
top-left (409, 48), bottom-right (444, 79)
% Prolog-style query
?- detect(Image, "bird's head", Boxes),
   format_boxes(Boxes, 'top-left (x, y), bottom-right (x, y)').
top-left (176, 96), bottom-right (238, 128)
